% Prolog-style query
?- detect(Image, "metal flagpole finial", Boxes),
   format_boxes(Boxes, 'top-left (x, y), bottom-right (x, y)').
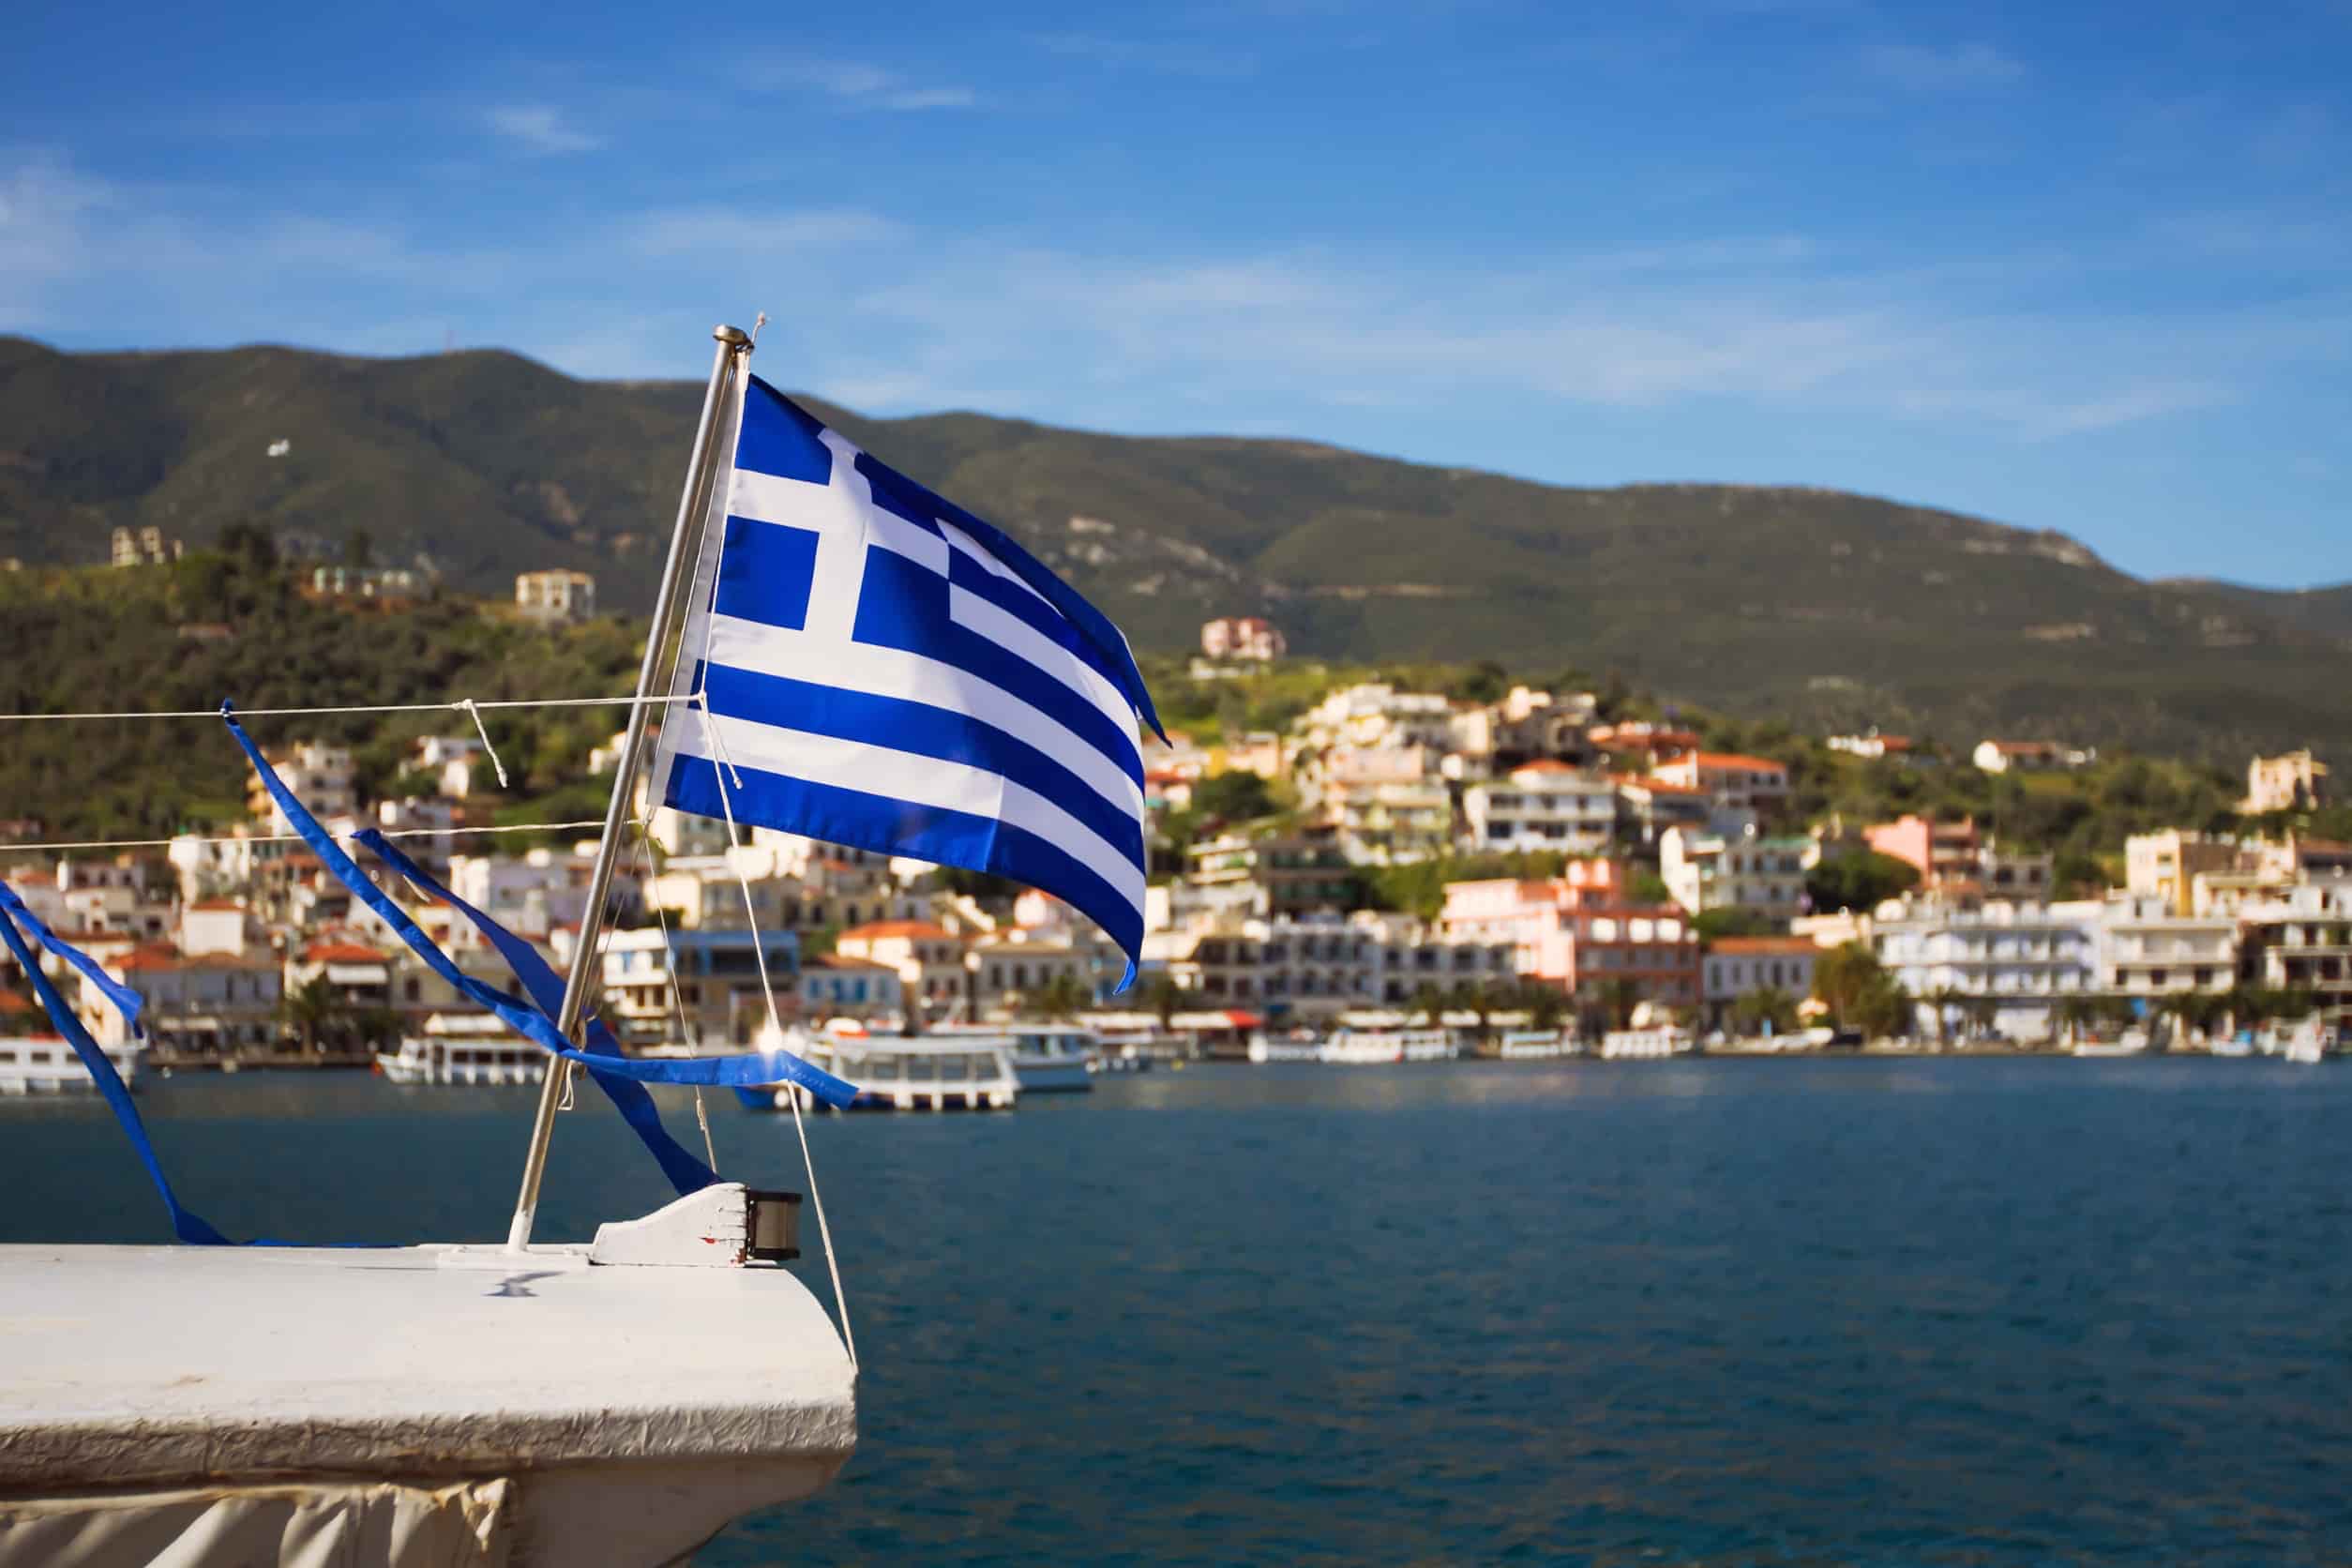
top-left (714, 323), bottom-right (750, 347)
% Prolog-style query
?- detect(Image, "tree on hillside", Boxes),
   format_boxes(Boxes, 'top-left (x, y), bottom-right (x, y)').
top-left (1811, 942), bottom-right (1908, 1037)
top-left (1804, 851), bottom-right (1920, 914)
top-left (1189, 770), bottom-right (1277, 824)
top-left (1695, 907), bottom-right (1779, 941)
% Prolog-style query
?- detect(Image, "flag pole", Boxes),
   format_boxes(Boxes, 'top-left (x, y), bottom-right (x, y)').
top-left (504, 321), bottom-right (750, 1252)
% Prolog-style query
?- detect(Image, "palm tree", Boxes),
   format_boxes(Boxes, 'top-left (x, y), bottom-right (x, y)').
top-left (276, 974), bottom-right (343, 1057)
top-left (1595, 977), bottom-right (1643, 1032)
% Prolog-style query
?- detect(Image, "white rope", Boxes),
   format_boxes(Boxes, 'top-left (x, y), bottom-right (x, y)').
top-left (0, 694), bottom-right (696, 723)
top-left (632, 824), bottom-right (716, 1174)
top-left (0, 820), bottom-right (614, 854)
top-left (702, 711), bottom-right (856, 1367)
top-left (455, 700), bottom-right (511, 790)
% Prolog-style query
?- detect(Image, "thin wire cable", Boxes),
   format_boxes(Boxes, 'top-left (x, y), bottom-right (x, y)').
top-left (0, 694), bottom-right (696, 723)
top-left (0, 821), bottom-right (614, 854)
top-left (702, 710), bottom-right (856, 1367)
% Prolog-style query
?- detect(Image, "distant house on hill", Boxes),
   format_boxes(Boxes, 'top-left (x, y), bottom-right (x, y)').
top-left (1826, 731), bottom-right (1918, 762)
top-left (516, 569), bottom-right (596, 626)
top-left (1199, 616), bottom-right (1286, 661)
top-left (2242, 749), bottom-right (2329, 815)
top-left (1972, 738), bottom-right (2094, 774)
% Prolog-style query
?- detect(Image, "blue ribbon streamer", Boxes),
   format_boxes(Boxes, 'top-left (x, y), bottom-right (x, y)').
top-left (0, 881), bottom-right (149, 1036)
top-left (352, 828), bottom-right (716, 1195)
top-left (0, 901), bottom-right (228, 1244)
top-left (220, 701), bottom-right (858, 1113)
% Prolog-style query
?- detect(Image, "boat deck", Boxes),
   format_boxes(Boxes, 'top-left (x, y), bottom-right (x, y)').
top-left (0, 1239), bottom-right (855, 1564)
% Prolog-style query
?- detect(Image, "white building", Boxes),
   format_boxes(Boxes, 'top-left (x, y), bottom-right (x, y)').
top-left (1650, 751), bottom-right (1790, 818)
top-left (1874, 899), bottom-right (2101, 1042)
top-left (1462, 763), bottom-right (1617, 854)
top-left (246, 742), bottom-right (355, 829)
top-left (1298, 684), bottom-right (1457, 751)
top-left (2095, 896), bottom-right (2239, 999)
top-left (1166, 912), bottom-right (1514, 1018)
top-left (446, 847), bottom-right (621, 942)
top-left (1701, 937), bottom-right (1821, 1029)
top-left (1973, 739), bottom-right (2094, 774)
top-left (83, 945), bottom-right (282, 1054)
top-left (515, 569), bottom-right (596, 625)
top-left (1660, 826), bottom-right (1808, 924)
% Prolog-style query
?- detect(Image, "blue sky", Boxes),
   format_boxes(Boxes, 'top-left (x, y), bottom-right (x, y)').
top-left (4, 0), bottom-right (2346, 586)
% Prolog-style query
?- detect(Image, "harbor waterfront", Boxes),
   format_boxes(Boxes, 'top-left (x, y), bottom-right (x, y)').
top-left (8, 1057), bottom-right (2351, 1564)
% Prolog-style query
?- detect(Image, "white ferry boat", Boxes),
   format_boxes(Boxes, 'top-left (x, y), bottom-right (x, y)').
top-left (1600, 1027), bottom-right (1694, 1060)
top-left (744, 1029), bottom-right (1019, 1113)
top-left (1498, 1029), bottom-right (1571, 1060)
top-left (375, 1013), bottom-right (547, 1086)
top-left (0, 1035), bottom-right (144, 1095)
top-left (1321, 1026), bottom-right (1457, 1064)
top-left (936, 1022), bottom-right (1095, 1093)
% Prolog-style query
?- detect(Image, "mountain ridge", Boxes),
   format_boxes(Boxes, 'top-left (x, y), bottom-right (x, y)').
top-left (2, 335), bottom-right (2344, 767)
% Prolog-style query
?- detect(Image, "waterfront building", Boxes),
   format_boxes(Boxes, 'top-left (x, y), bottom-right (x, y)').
top-left (1660, 825), bottom-right (1808, 925)
top-left (834, 920), bottom-right (971, 1019)
top-left (82, 944), bottom-right (282, 1054)
top-left (1438, 867), bottom-right (1699, 1018)
top-left (600, 926), bottom-right (804, 1048)
top-left (1165, 912), bottom-right (1512, 1018)
top-left (1701, 936), bottom-right (1821, 1029)
top-left (798, 954), bottom-right (904, 1019)
top-left (514, 568), bottom-right (596, 625)
top-left (1873, 899), bottom-right (2099, 1042)
top-left (1463, 762), bottom-right (1618, 854)
top-left (285, 936), bottom-right (394, 1015)
top-left (967, 940), bottom-right (1092, 1013)
top-left (2095, 896), bottom-right (2238, 999)
top-left (2237, 882), bottom-right (2352, 1031)
top-left (2241, 750), bottom-right (2329, 815)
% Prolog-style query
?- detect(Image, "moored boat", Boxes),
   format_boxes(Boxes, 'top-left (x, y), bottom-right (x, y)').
top-left (936, 1021), bottom-right (1095, 1093)
top-left (375, 1012), bottom-right (547, 1086)
top-left (0, 1035), bottom-right (143, 1096)
top-left (743, 1028), bottom-right (1020, 1112)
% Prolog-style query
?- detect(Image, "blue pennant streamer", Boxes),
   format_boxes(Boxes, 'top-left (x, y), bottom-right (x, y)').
top-left (220, 702), bottom-right (858, 1119)
top-left (352, 828), bottom-right (716, 1196)
top-left (0, 899), bottom-right (228, 1244)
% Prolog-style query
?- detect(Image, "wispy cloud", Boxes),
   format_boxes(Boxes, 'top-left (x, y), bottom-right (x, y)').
top-left (0, 153), bottom-right (111, 303)
top-left (746, 59), bottom-right (979, 111)
top-left (625, 205), bottom-right (898, 258)
top-left (1031, 32), bottom-right (1261, 80)
top-left (486, 104), bottom-right (602, 155)
top-left (1857, 42), bottom-right (2025, 91)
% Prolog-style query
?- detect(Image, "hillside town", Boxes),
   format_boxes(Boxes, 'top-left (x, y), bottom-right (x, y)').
top-left (1, 609), bottom-right (2344, 1063)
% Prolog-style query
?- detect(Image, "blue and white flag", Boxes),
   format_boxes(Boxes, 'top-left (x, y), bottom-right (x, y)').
top-left (651, 373), bottom-right (1165, 980)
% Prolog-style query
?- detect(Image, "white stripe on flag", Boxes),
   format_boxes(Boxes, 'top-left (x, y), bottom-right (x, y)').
top-left (729, 465), bottom-right (949, 576)
top-left (947, 582), bottom-right (1132, 723)
top-left (670, 708), bottom-right (1146, 901)
top-left (701, 613), bottom-right (1145, 814)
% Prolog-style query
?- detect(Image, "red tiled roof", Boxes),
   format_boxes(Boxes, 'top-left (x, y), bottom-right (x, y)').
top-left (1709, 936), bottom-right (1820, 955)
top-left (838, 920), bottom-right (953, 942)
top-left (301, 941), bottom-right (388, 963)
top-left (188, 898), bottom-right (243, 912)
top-left (1657, 750), bottom-right (1789, 775)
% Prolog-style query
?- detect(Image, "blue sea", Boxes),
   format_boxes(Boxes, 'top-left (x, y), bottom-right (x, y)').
top-left (7, 1057), bottom-right (2352, 1564)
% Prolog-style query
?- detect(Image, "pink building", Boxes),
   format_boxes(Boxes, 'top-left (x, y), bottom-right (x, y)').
top-left (1439, 864), bottom-right (1699, 1015)
top-left (1650, 750), bottom-right (1790, 816)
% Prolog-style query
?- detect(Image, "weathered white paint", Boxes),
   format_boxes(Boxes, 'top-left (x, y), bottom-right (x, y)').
top-left (0, 1238), bottom-right (855, 1565)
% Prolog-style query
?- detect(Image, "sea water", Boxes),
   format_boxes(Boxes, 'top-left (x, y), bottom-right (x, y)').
top-left (6, 1058), bottom-right (2350, 1564)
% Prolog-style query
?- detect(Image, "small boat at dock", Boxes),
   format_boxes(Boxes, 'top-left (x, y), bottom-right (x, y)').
top-left (742, 1028), bottom-right (1019, 1113)
top-left (0, 1035), bottom-right (144, 1096)
top-left (375, 1012), bottom-right (547, 1086)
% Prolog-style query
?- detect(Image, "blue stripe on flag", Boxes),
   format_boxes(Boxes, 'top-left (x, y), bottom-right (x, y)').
top-left (699, 662), bottom-right (1145, 867)
top-left (851, 546), bottom-right (1145, 790)
top-left (750, 376), bottom-right (1163, 742)
top-left (855, 453), bottom-right (946, 538)
top-left (668, 753), bottom-right (1142, 968)
top-left (946, 547), bottom-right (1128, 698)
top-left (714, 514), bottom-right (821, 630)
top-left (736, 378), bottom-right (834, 485)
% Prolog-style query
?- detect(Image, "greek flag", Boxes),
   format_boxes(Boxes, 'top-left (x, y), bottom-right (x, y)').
top-left (651, 373), bottom-right (1165, 980)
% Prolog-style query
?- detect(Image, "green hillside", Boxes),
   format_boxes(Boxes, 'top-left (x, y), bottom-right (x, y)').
top-left (2, 335), bottom-right (2345, 767)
